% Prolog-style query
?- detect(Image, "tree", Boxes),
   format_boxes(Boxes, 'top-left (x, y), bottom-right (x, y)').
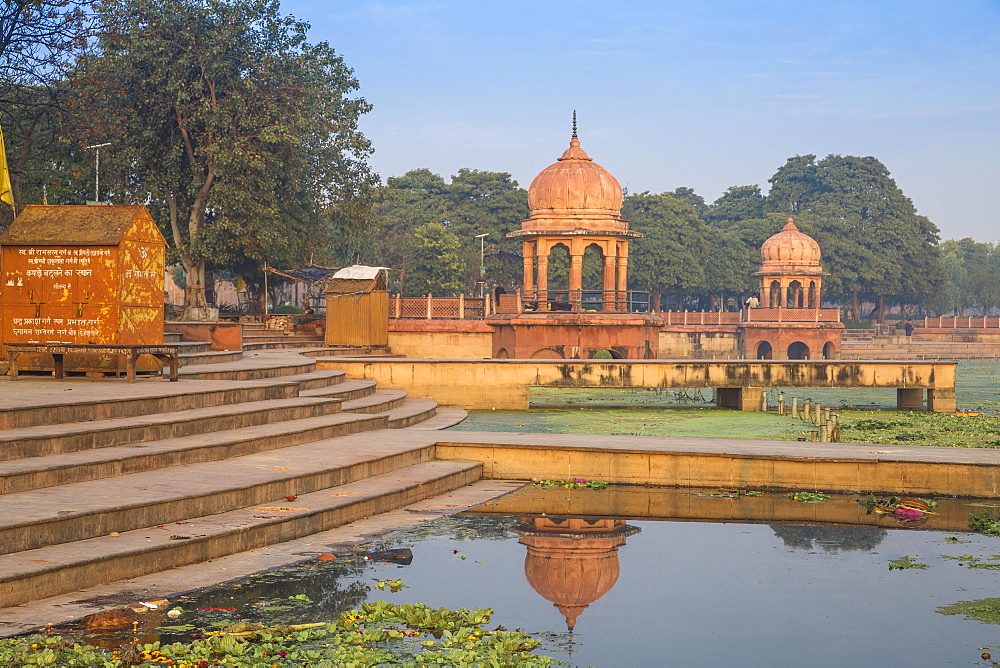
top-left (69, 0), bottom-right (377, 317)
top-left (764, 154), bottom-right (944, 318)
top-left (365, 168), bottom-right (527, 294)
top-left (0, 0), bottom-right (95, 217)
top-left (704, 185), bottom-right (765, 227)
top-left (402, 222), bottom-right (467, 295)
top-left (623, 191), bottom-right (707, 310)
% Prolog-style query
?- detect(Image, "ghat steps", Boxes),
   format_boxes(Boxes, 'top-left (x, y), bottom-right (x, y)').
top-left (0, 347), bottom-right (471, 609)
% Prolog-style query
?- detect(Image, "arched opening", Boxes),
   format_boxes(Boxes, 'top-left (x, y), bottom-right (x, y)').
top-left (808, 281), bottom-right (818, 308)
top-left (495, 347), bottom-right (510, 359)
top-left (787, 280), bottom-right (803, 308)
top-left (769, 280), bottom-right (781, 307)
top-left (590, 349), bottom-right (621, 359)
top-left (787, 341), bottom-right (810, 359)
top-left (544, 244), bottom-right (570, 310)
top-left (756, 341), bottom-right (773, 359)
top-left (530, 347), bottom-right (563, 359)
top-left (822, 341), bottom-right (834, 359)
top-left (582, 243), bottom-right (605, 311)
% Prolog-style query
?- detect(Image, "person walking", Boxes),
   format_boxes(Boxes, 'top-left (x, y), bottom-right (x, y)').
top-left (904, 320), bottom-right (914, 336)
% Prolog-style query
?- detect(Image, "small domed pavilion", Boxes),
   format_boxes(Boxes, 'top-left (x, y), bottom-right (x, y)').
top-left (739, 217), bottom-right (843, 360)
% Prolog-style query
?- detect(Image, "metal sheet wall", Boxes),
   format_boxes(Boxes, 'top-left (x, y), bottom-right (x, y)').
top-left (325, 291), bottom-right (389, 347)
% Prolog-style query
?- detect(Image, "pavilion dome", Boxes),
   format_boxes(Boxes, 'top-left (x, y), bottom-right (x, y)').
top-left (760, 218), bottom-right (822, 268)
top-left (526, 135), bottom-right (623, 214)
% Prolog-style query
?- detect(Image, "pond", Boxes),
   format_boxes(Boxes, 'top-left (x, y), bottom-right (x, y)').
top-left (448, 360), bottom-right (1000, 445)
top-left (56, 486), bottom-right (1000, 667)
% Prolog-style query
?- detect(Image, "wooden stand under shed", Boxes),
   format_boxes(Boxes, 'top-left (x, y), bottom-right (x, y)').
top-left (0, 205), bottom-right (167, 377)
top-left (324, 265), bottom-right (389, 348)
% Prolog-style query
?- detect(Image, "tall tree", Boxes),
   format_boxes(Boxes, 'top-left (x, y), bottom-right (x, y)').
top-left (0, 0), bottom-right (95, 217)
top-left (764, 154), bottom-right (944, 318)
top-left (623, 191), bottom-right (707, 310)
top-left (705, 185), bottom-right (765, 227)
top-left (69, 0), bottom-right (377, 317)
top-left (402, 222), bottom-right (467, 295)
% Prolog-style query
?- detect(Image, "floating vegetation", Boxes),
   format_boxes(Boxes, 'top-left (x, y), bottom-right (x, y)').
top-left (1, 603), bottom-right (561, 666)
top-left (691, 488), bottom-right (763, 498)
top-left (937, 598), bottom-right (1000, 625)
top-left (942, 554), bottom-right (1000, 570)
top-left (969, 512), bottom-right (1000, 537)
top-left (535, 478), bottom-right (610, 490)
top-left (888, 555), bottom-right (928, 570)
top-left (839, 411), bottom-right (1000, 448)
top-left (787, 491), bottom-right (831, 503)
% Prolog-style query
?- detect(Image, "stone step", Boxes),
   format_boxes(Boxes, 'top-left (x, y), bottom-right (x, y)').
top-left (0, 396), bottom-right (343, 462)
top-left (384, 398), bottom-right (438, 429)
top-left (178, 349), bottom-right (247, 366)
top-left (174, 340), bottom-right (212, 354)
top-left (0, 411), bottom-right (386, 495)
top-left (0, 431), bottom-right (443, 555)
top-left (0, 459), bottom-right (481, 608)
top-left (0, 378), bottom-right (303, 429)
top-left (340, 388), bottom-right (408, 414)
top-left (163, 332), bottom-right (183, 343)
top-left (177, 353), bottom-right (316, 381)
top-left (300, 378), bottom-right (377, 401)
top-left (243, 340), bottom-right (327, 351)
top-left (406, 406), bottom-right (468, 430)
top-left (294, 369), bottom-right (345, 391)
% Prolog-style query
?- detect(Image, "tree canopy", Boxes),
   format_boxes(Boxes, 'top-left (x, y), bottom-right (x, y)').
top-left (67, 0), bottom-right (377, 315)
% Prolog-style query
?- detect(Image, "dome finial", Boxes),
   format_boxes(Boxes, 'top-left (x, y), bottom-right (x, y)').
top-left (572, 110), bottom-right (578, 138)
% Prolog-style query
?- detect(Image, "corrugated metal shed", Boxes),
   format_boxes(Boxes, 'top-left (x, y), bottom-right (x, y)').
top-left (324, 265), bottom-right (389, 347)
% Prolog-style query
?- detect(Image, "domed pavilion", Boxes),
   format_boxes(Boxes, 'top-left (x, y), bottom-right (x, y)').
top-left (739, 217), bottom-right (843, 360)
top-left (489, 117), bottom-right (663, 359)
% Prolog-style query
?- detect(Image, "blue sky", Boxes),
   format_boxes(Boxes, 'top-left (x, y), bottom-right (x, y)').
top-left (284, 0), bottom-right (1000, 242)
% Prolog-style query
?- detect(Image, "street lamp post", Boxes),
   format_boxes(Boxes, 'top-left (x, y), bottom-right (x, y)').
top-left (84, 142), bottom-right (111, 203)
top-left (475, 233), bottom-right (488, 297)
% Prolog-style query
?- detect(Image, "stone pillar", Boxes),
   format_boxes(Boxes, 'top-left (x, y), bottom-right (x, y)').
top-left (926, 387), bottom-right (957, 413)
top-left (536, 252), bottom-right (549, 305)
top-left (896, 388), bottom-right (923, 410)
top-left (616, 245), bottom-right (629, 311)
top-left (569, 252), bottom-right (584, 304)
top-left (522, 242), bottom-right (534, 292)
top-left (603, 250), bottom-right (616, 312)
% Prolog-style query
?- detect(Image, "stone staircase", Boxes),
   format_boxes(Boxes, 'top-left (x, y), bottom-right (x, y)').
top-left (0, 347), bottom-right (472, 610)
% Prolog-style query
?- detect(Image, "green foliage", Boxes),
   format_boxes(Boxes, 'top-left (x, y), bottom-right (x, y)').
top-left (764, 154), bottom-right (945, 313)
top-left (839, 411), bottom-right (1000, 448)
top-left (937, 598), bottom-right (1000, 625)
top-left (535, 478), bottom-right (610, 490)
top-left (0, 602), bottom-right (560, 665)
top-left (361, 168), bottom-right (528, 294)
top-left (787, 491), bottom-right (831, 503)
top-left (401, 222), bottom-right (468, 295)
top-left (888, 555), bottom-right (928, 570)
top-left (969, 512), bottom-right (1000, 536)
top-left (68, 0), bottom-right (377, 308)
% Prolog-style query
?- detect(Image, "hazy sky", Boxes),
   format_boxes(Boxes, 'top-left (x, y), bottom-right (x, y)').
top-left (283, 0), bottom-right (999, 242)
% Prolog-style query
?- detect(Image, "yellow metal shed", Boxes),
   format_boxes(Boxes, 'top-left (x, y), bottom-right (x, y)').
top-left (324, 265), bottom-right (389, 348)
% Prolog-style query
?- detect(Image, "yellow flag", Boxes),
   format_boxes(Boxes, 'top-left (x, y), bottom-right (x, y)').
top-left (0, 124), bottom-right (14, 210)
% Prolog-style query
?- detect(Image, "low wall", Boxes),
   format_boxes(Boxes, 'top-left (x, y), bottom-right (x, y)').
top-left (432, 432), bottom-right (997, 497)
top-left (388, 320), bottom-right (493, 359)
top-left (658, 327), bottom-right (740, 358)
top-left (324, 358), bottom-right (957, 411)
top-left (165, 321), bottom-right (242, 351)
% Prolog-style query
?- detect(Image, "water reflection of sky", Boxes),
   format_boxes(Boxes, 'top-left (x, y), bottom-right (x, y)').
top-left (88, 485), bottom-right (1000, 667)
top-left (364, 517), bottom-right (998, 667)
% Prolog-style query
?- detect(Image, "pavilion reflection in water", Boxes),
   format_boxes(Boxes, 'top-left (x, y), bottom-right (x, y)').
top-left (513, 516), bottom-right (640, 631)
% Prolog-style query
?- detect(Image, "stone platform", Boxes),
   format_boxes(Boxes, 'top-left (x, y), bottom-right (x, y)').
top-left (0, 346), bottom-right (993, 637)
